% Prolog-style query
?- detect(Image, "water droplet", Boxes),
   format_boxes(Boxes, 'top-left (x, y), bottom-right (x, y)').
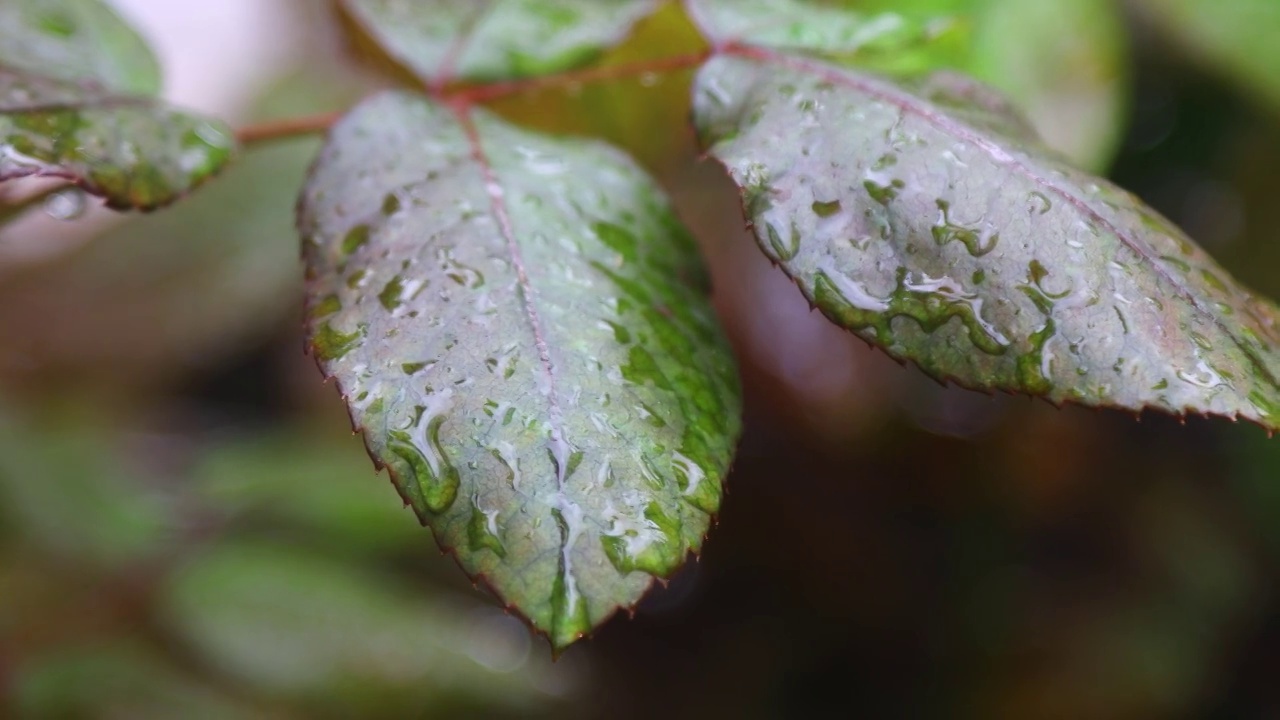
top-left (765, 222), bottom-right (802, 261)
top-left (489, 441), bottom-right (522, 491)
top-left (387, 390), bottom-right (459, 514)
top-left (43, 188), bottom-right (86, 221)
top-left (933, 199), bottom-right (998, 256)
top-left (550, 497), bottom-right (588, 647)
top-left (468, 495), bottom-right (506, 557)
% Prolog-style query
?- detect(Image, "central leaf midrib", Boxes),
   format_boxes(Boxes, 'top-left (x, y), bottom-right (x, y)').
top-left (730, 46), bottom-right (1277, 391)
top-left (451, 106), bottom-right (577, 613)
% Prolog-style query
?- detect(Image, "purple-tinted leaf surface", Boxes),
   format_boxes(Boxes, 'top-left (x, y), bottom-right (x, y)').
top-left (299, 91), bottom-right (740, 650)
top-left (694, 51), bottom-right (1280, 426)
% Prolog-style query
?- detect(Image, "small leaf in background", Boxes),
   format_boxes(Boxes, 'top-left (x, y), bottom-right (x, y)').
top-left (299, 92), bottom-right (741, 649)
top-left (1132, 0), bottom-right (1280, 118)
top-left (966, 0), bottom-right (1128, 171)
top-left (685, 0), bottom-right (1128, 169)
top-left (14, 642), bottom-right (265, 719)
top-left (694, 52), bottom-right (1280, 427)
top-left (684, 0), bottom-right (966, 66)
top-left (193, 430), bottom-right (423, 555)
top-left (0, 0), bottom-right (159, 92)
top-left (0, 403), bottom-right (173, 567)
top-left (0, 0), bottom-right (234, 210)
top-left (339, 0), bottom-right (661, 85)
top-left (162, 541), bottom-right (567, 711)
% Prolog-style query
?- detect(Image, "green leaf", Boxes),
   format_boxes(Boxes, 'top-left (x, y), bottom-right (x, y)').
top-left (0, 0), bottom-right (234, 210)
top-left (0, 0), bottom-right (160, 93)
top-left (299, 91), bottom-right (741, 650)
top-left (685, 0), bottom-right (1128, 169)
top-left (684, 0), bottom-right (965, 65)
top-left (340, 0), bottom-right (661, 84)
top-left (193, 430), bottom-right (422, 555)
top-left (694, 52), bottom-right (1280, 427)
top-left (15, 643), bottom-right (265, 719)
top-left (0, 403), bottom-right (172, 567)
top-left (1133, 0), bottom-right (1280, 116)
top-left (968, 0), bottom-right (1127, 171)
top-left (161, 541), bottom-right (564, 707)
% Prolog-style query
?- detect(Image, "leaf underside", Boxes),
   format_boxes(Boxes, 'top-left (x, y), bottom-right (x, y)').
top-left (340, 0), bottom-right (662, 84)
top-left (693, 51), bottom-right (1280, 427)
top-left (299, 91), bottom-right (741, 649)
top-left (0, 0), bottom-right (234, 210)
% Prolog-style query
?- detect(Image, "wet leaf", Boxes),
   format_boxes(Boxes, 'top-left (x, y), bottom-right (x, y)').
top-left (694, 51), bottom-right (1280, 427)
top-left (1133, 0), bottom-right (1280, 116)
top-left (339, 0), bottom-right (661, 84)
top-left (685, 0), bottom-right (1128, 169)
top-left (299, 92), bottom-right (741, 650)
top-left (0, 68), bottom-right (358, 384)
top-left (0, 0), bottom-right (235, 209)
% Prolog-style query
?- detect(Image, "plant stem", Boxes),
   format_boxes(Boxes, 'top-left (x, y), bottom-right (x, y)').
top-left (236, 111), bottom-right (344, 146)
top-left (450, 50), bottom-right (712, 104)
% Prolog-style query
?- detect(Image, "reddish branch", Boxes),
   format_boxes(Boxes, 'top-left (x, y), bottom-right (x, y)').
top-left (234, 50), bottom-right (712, 146)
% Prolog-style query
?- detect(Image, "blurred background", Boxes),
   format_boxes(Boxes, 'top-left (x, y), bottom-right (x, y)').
top-left (2, 0), bottom-right (1280, 717)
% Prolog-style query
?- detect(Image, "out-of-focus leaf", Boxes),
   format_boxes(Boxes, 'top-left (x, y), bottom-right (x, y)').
top-left (0, 69), bottom-right (356, 384)
top-left (487, 2), bottom-right (707, 173)
top-left (685, 0), bottom-right (1127, 169)
top-left (13, 642), bottom-right (264, 720)
top-left (684, 0), bottom-right (964, 64)
top-left (967, 0), bottom-right (1127, 171)
top-left (162, 541), bottom-right (565, 709)
top-left (298, 92), bottom-right (741, 649)
top-left (694, 51), bottom-right (1280, 426)
top-left (0, 0), bottom-right (159, 93)
top-left (0, 0), bottom-right (234, 209)
top-left (1133, 0), bottom-right (1280, 116)
top-left (0, 404), bottom-right (172, 566)
top-left (339, 0), bottom-right (661, 84)
top-left (193, 430), bottom-right (421, 554)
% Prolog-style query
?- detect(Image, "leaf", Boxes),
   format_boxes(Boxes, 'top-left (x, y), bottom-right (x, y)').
top-left (966, 0), bottom-right (1128, 171)
top-left (0, 0), bottom-right (235, 209)
top-left (0, 402), bottom-right (172, 567)
top-left (0, 68), bottom-right (359, 384)
top-left (340, 0), bottom-right (662, 85)
top-left (684, 0), bottom-right (1128, 169)
top-left (193, 430), bottom-right (422, 555)
top-left (161, 541), bottom-right (565, 706)
top-left (14, 642), bottom-right (265, 719)
top-left (684, 0), bottom-right (966, 63)
top-left (298, 91), bottom-right (741, 649)
top-left (693, 51), bottom-right (1280, 427)
top-left (1132, 0), bottom-right (1280, 116)
top-left (0, 0), bottom-right (160, 93)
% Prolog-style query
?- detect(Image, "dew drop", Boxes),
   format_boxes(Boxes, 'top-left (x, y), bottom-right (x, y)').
top-left (43, 188), bottom-right (86, 221)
